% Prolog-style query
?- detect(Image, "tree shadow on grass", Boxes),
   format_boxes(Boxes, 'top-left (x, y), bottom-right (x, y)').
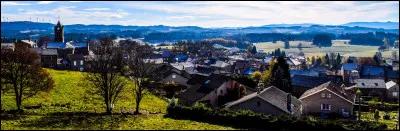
top-left (18, 112), bottom-right (131, 130)
top-left (163, 114), bottom-right (244, 130)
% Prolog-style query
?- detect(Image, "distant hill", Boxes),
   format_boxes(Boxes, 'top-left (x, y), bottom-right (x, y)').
top-left (340, 21), bottom-right (399, 29)
top-left (1, 21), bottom-right (398, 42)
top-left (261, 23), bottom-right (322, 27)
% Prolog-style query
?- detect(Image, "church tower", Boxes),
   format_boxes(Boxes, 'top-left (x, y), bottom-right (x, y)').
top-left (54, 20), bottom-right (64, 42)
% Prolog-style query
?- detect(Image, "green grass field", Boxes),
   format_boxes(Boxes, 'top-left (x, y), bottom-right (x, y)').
top-left (1, 69), bottom-right (234, 130)
top-left (254, 40), bottom-right (399, 58)
top-left (356, 111), bottom-right (399, 130)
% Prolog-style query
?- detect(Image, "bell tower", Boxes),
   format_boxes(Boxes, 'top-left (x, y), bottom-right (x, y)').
top-left (54, 17), bottom-right (64, 42)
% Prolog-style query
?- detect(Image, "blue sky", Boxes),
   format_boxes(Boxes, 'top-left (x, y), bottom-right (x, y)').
top-left (1, 1), bottom-right (399, 28)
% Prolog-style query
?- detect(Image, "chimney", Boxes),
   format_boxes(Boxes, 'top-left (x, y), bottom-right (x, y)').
top-left (257, 83), bottom-right (263, 94)
top-left (287, 93), bottom-right (292, 113)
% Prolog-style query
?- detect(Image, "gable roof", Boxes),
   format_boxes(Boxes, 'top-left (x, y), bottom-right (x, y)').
top-left (176, 84), bottom-right (214, 104)
top-left (309, 65), bottom-right (329, 72)
top-left (291, 75), bottom-right (339, 88)
top-left (162, 50), bottom-right (171, 57)
top-left (211, 60), bottom-right (230, 68)
top-left (204, 74), bottom-right (231, 89)
top-left (70, 42), bottom-right (88, 48)
top-left (47, 42), bottom-right (70, 49)
top-left (290, 69), bottom-right (320, 77)
top-left (31, 48), bottom-right (58, 56)
top-left (287, 58), bottom-right (301, 66)
top-left (196, 66), bottom-right (217, 75)
top-left (67, 53), bottom-right (84, 61)
top-left (356, 79), bottom-right (386, 89)
top-left (155, 64), bottom-right (191, 80)
top-left (386, 69), bottom-right (399, 79)
top-left (225, 86), bottom-right (302, 115)
top-left (342, 63), bottom-right (358, 71)
top-left (361, 66), bottom-right (385, 77)
top-left (386, 81), bottom-right (398, 89)
top-left (186, 74), bottom-right (209, 85)
top-left (299, 81), bottom-right (355, 104)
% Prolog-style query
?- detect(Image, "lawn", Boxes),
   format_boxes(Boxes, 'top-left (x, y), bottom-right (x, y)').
top-left (355, 111), bottom-right (399, 130)
top-left (254, 40), bottom-right (399, 58)
top-left (1, 69), bottom-right (234, 130)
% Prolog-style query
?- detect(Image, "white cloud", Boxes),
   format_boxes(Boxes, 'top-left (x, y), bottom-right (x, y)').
top-left (165, 15), bottom-right (195, 20)
top-left (38, 1), bottom-right (56, 4)
top-left (69, 1), bottom-right (83, 2)
top-left (122, 1), bottom-right (399, 26)
top-left (2, 1), bottom-right (398, 27)
top-left (11, 6), bottom-right (130, 25)
top-left (1, 1), bottom-right (31, 6)
top-left (84, 8), bottom-right (110, 11)
top-left (18, 9), bottom-right (24, 11)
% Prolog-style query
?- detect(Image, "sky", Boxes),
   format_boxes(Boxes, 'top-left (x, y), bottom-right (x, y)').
top-left (1, 1), bottom-right (399, 28)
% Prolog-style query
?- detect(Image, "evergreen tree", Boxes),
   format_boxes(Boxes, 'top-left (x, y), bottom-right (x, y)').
top-left (275, 48), bottom-right (281, 57)
top-left (373, 54), bottom-right (380, 66)
top-left (251, 45), bottom-right (257, 54)
top-left (325, 53), bottom-right (330, 66)
top-left (284, 40), bottom-right (290, 49)
top-left (311, 56), bottom-right (316, 65)
top-left (281, 51), bottom-right (286, 57)
top-left (269, 55), bottom-right (292, 93)
top-left (336, 53), bottom-right (341, 68)
top-left (270, 67), bottom-right (291, 93)
top-left (313, 34), bottom-right (332, 47)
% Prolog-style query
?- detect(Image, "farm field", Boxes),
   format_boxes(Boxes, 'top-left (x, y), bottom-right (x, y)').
top-left (254, 40), bottom-right (399, 58)
top-left (1, 69), bottom-right (235, 130)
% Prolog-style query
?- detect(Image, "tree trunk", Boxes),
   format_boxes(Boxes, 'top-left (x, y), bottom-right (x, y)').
top-left (105, 98), bottom-right (112, 115)
top-left (13, 83), bottom-right (21, 111)
top-left (135, 98), bottom-right (140, 115)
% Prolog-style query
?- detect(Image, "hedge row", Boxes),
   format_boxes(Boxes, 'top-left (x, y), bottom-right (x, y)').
top-left (166, 103), bottom-right (387, 130)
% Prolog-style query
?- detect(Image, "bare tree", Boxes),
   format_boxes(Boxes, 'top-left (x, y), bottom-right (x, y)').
top-left (123, 44), bottom-right (159, 115)
top-left (37, 36), bottom-right (52, 48)
top-left (84, 37), bottom-right (126, 114)
top-left (1, 44), bottom-right (54, 111)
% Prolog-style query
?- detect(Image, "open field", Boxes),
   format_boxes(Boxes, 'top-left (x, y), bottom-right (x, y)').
top-left (254, 40), bottom-right (399, 58)
top-left (1, 69), bottom-right (234, 130)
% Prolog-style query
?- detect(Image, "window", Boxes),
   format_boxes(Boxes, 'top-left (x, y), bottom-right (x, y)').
top-left (220, 90), bottom-right (223, 94)
top-left (257, 101), bottom-right (260, 106)
top-left (321, 93), bottom-right (326, 98)
top-left (375, 83), bottom-right (378, 86)
top-left (80, 60), bottom-right (83, 65)
top-left (362, 83), bottom-right (365, 86)
top-left (321, 104), bottom-right (331, 111)
top-left (74, 61), bottom-right (76, 66)
top-left (172, 74), bottom-right (176, 78)
top-left (393, 92), bottom-right (398, 97)
top-left (327, 93), bottom-right (331, 98)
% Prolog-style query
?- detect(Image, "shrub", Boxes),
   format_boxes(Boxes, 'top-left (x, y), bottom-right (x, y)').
top-left (166, 103), bottom-right (387, 130)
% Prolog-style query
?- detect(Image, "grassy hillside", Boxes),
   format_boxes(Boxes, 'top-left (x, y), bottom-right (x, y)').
top-left (254, 40), bottom-right (399, 58)
top-left (1, 69), bottom-right (234, 130)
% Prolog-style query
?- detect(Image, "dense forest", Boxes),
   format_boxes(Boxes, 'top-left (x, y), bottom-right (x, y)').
top-left (337, 32), bottom-right (399, 46)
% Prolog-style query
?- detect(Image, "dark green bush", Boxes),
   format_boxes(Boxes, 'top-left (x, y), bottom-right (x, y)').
top-left (166, 103), bottom-right (387, 130)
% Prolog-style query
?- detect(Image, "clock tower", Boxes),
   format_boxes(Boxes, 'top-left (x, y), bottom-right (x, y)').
top-left (54, 20), bottom-right (64, 42)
